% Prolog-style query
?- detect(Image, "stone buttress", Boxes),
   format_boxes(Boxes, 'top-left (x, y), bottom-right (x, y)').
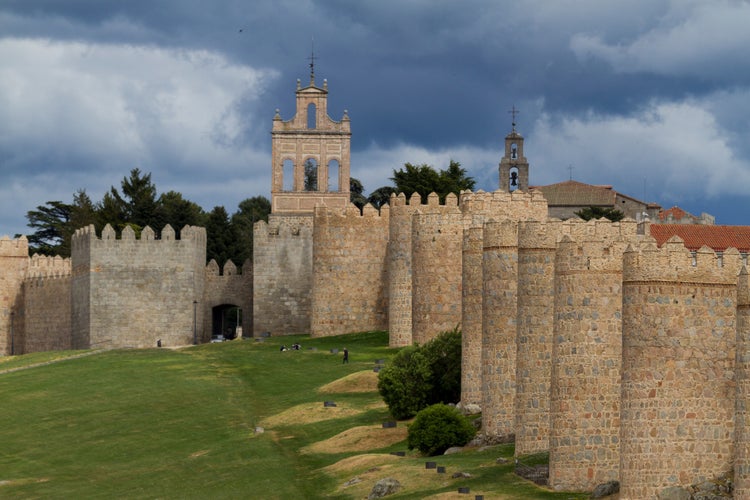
top-left (0, 235), bottom-right (29, 355)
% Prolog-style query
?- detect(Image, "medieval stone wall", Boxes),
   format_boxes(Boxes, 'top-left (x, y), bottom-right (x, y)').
top-left (311, 203), bottom-right (389, 337)
top-left (619, 238), bottom-right (742, 499)
top-left (481, 219), bottom-right (519, 440)
top-left (22, 255), bottom-right (72, 353)
top-left (548, 234), bottom-right (625, 491)
top-left (253, 215), bottom-right (313, 336)
top-left (71, 224), bottom-right (206, 349)
top-left (459, 189), bottom-right (548, 410)
top-left (203, 259), bottom-right (253, 339)
top-left (387, 193), bottom-right (422, 347)
top-left (514, 220), bottom-right (556, 455)
top-left (411, 193), bottom-right (463, 345)
top-left (736, 266), bottom-right (750, 497)
top-left (0, 236), bottom-right (29, 355)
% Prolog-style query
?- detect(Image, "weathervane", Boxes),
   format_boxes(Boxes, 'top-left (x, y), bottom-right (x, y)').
top-left (508, 105), bottom-right (519, 132)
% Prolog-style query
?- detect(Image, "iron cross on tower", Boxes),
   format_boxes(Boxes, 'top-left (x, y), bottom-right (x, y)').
top-left (308, 39), bottom-right (317, 84)
top-left (508, 105), bottom-right (519, 132)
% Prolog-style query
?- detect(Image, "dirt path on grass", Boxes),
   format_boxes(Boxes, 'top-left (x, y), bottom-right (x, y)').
top-left (0, 350), bottom-right (101, 376)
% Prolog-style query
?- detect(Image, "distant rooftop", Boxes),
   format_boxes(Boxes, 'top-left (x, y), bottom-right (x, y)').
top-left (649, 224), bottom-right (750, 253)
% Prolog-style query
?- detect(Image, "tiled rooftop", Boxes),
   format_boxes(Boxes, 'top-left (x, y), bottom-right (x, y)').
top-left (649, 224), bottom-right (750, 252)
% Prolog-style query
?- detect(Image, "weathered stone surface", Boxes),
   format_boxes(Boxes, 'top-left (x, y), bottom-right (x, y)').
top-left (657, 486), bottom-right (691, 500)
top-left (591, 480), bottom-right (619, 498)
top-left (367, 478), bottom-right (401, 499)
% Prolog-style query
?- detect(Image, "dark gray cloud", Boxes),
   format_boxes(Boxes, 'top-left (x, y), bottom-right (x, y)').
top-left (1, 0), bottom-right (749, 237)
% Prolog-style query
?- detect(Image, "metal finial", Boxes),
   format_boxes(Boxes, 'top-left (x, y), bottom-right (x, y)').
top-left (508, 105), bottom-right (519, 132)
top-left (308, 37), bottom-right (316, 85)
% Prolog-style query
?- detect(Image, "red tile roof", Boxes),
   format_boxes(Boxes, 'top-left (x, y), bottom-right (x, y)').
top-left (658, 206), bottom-right (689, 221)
top-left (649, 224), bottom-right (750, 252)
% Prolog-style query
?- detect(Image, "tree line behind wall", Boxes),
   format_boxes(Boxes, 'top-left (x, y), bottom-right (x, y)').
top-left (24, 160), bottom-right (475, 267)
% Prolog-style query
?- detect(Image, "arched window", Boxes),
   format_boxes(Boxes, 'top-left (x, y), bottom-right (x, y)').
top-left (282, 159), bottom-right (294, 191)
top-left (328, 159), bottom-right (339, 192)
top-left (307, 103), bottom-right (316, 129)
top-left (304, 158), bottom-right (318, 191)
top-left (509, 166), bottom-right (519, 191)
top-left (510, 143), bottom-right (518, 159)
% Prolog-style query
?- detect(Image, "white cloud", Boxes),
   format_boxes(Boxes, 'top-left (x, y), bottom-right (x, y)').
top-left (570, 1), bottom-right (750, 78)
top-left (529, 99), bottom-right (750, 206)
top-left (0, 37), bottom-right (278, 237)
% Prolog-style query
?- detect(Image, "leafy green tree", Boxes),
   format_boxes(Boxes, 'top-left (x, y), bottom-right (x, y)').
top-left (231, 196), bottom-right (271, 264)
top-left (574, 206), bottom-right (625, 222)
top-left (367, 186), bottom-right (397, 209)
top-left (377, 345), bottom-right (433, 420)
top-left (422, 326), bottom-right (462, 405)
top-left (349, 177), bottom-right (367, 209)
top-left (25, 200), bottom-right (72, 256)
top-left (158, 190), bottom-right (206, 234)
top-left (391, 160), bottom-right (474, 203)
top-left (205, 206), bottom-right (235, 267)
top-left (407, 404), bottom-right (476, 456)
top-left (108, 168), bottom-right (161, 229)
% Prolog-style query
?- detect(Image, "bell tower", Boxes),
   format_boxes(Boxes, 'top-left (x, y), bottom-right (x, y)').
top-left (270, 60), bottom-right (351, 214)
top-left (499, 106), bottom-right (529, 192)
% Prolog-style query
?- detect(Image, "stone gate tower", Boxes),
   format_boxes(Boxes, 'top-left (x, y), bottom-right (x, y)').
top-left (499, 108), bottom-right (529, 192)
top-left (270, 67), bottom-right (351, 214)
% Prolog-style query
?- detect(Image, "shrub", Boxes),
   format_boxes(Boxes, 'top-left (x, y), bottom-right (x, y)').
top-left (377, 345), bottom-right (432, 420)
top-left (377, 328), bottom-right (462, 420)
top-left (407, 404), bottom-right (476, 456)
top-left (421, 326), bottom-right (461, 405)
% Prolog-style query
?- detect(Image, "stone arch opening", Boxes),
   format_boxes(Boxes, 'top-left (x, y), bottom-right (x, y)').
top-left (211, 304), bottom-right (242, 341)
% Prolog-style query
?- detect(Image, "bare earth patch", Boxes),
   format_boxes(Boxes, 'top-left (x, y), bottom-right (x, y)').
top-left (302, 424), bottom-right (407, 454)
top-left (318, 370), bottom-right (379, 393)
top-left (258, 402), bottom-right (362, 427)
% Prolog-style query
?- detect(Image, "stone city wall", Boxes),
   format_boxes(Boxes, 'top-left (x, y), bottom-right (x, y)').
top-left (0, 236), bottom-right (29, 355)
top-left (619, 238), bottom-right (743, 499)
top-left (736, 266), bottom-right (750, 497)
top-left (387, 192), bottom-right (422, 347)
top-left (71, 224), bottom-right (206, 350)
top-left (514, 220), bottom-right (557, 456)
top-left (253, 215), bottom-right (313, 336)
top-left (203, 259), bottom-right (252, 340)
top-left (548, 235), bottom-right (626, 491)
top-left (311, 203), bottom-right (389, 337)
top-left (22, 254), bottom-right (72, 353)
top-left (481, 219), bottom-right (518, 441)
top-left (411, 192), bottom-right (463, 345)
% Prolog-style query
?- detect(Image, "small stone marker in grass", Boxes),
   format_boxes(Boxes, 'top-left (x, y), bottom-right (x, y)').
top-left (437, 466), bottom-right (446, 473)
top-left (323, 401), bottom-right (337, 407)
top-left (425, 461), bottom-right (436, 469)
top-left (382, 421), bottom-right (397, 428)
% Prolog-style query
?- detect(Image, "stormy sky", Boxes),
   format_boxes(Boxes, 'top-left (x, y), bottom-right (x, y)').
top-left (1, 0), bottom-right (749, 237)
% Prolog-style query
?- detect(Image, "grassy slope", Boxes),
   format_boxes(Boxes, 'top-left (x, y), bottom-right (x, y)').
top-left (0, 332), bottom-right (586, 499)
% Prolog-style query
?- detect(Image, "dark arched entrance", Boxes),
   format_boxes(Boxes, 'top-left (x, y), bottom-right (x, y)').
top-left (212, 304), bottom-right (242, 341)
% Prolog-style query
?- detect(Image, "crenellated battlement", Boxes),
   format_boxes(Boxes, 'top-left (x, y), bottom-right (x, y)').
top-left (72, 224), bottom-right (206, 249)
top-left (459, 188), bottom-right (548, 221)
top-left (555, 233), bottom-right (630, 274)
top-left (25, 254), bottom-right (71, 279)
top-left (623, 235), bottom-right (744, 285)
top-left (0, 235), bottom-right (28, 256)
top-left (313, 202), bottom-right (390, 219)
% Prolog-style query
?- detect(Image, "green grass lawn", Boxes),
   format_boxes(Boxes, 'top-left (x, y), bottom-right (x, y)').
top-left (0, 331), bottom-right (587, 499)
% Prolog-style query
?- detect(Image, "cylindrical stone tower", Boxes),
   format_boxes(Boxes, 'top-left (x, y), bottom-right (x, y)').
top-left (514, 220), bottom-right (557, 456)
top-left (481, 219), bottom-right (518, 441)
top-left (620, 239), bottom-right (742, 499)
top-left (387, 193), bottom-right (420, 347)
top-left (548, 234), bottom-right (623, 491)
top-left (411, 193), bottom-right (462, 345)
